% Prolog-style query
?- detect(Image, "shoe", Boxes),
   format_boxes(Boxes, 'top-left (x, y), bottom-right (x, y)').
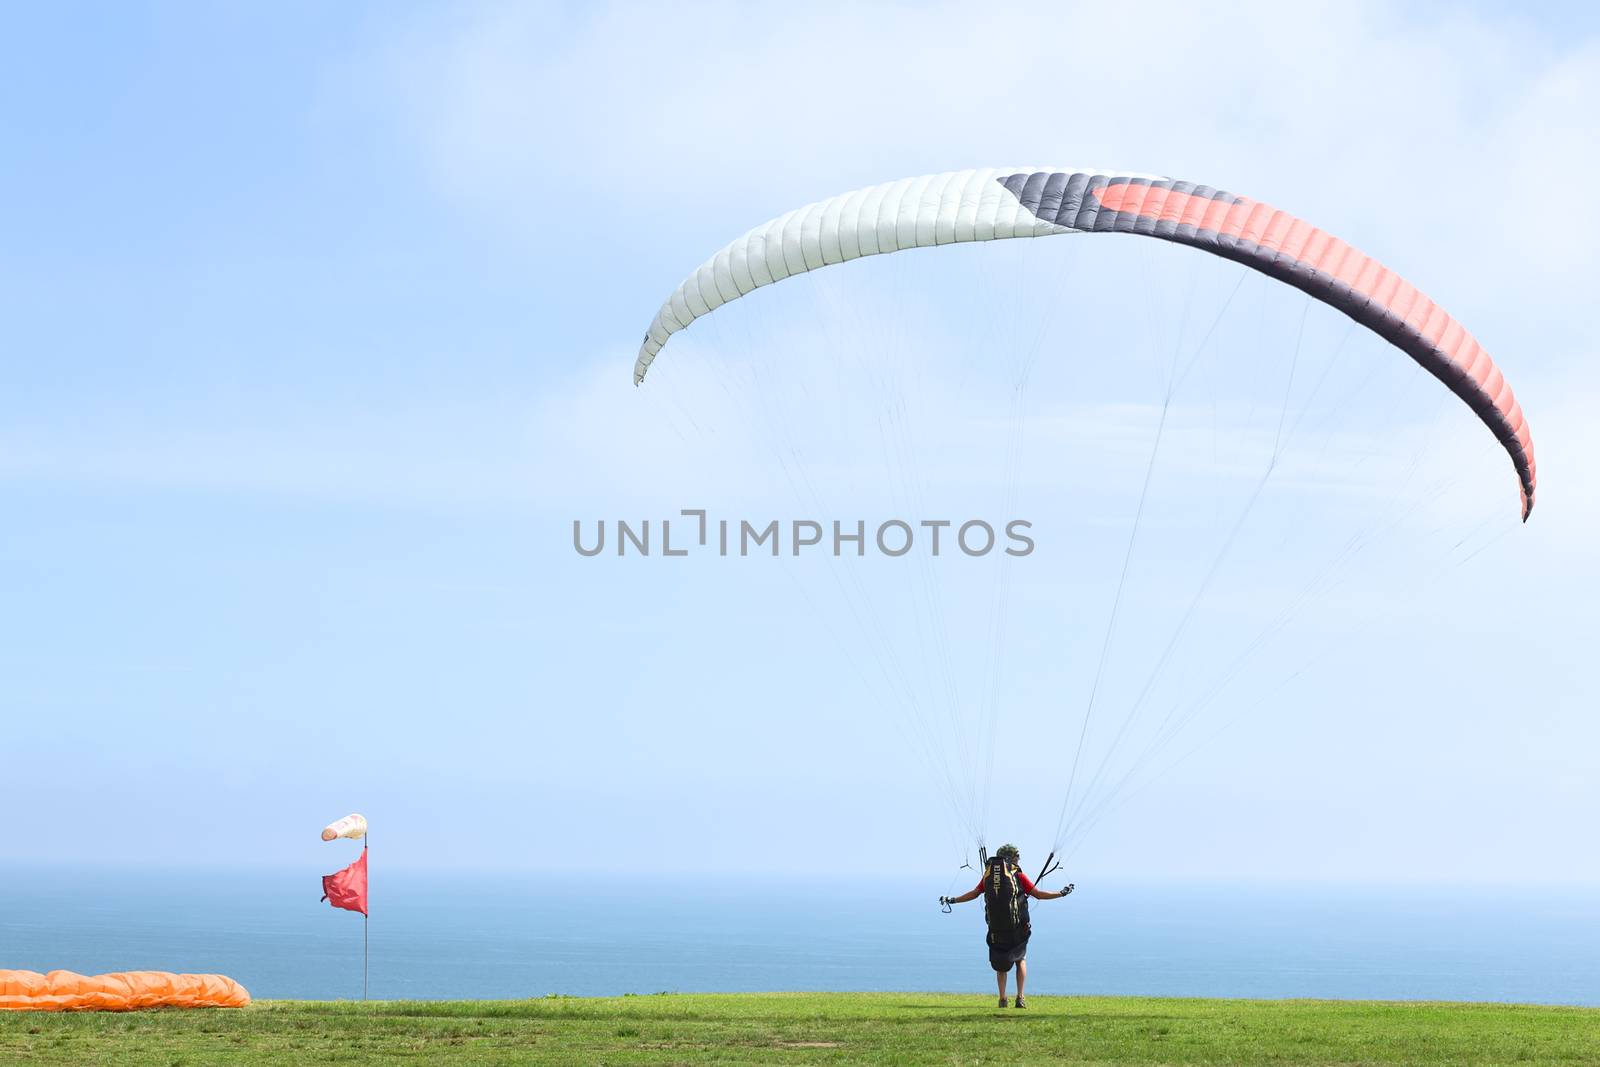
top-left (998, 997), bottom-right (1007, 1008)
top-left (1015, 997), bottom-right (1027, 1008)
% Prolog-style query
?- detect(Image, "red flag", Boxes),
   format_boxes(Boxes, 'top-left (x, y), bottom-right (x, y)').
top-left (321, 848), bottom-right (367, 916)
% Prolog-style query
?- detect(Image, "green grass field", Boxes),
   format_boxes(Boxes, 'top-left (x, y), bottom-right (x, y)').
top-left (3, 993), bottom-right (1597, 1065)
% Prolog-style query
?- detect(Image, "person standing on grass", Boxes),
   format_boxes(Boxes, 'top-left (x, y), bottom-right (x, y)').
top-left (940, 844), bottom-right (1073, 1008)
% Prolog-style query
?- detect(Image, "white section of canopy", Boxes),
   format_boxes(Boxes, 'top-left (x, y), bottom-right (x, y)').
top-left (634, 167), bottom-right (1166, 384)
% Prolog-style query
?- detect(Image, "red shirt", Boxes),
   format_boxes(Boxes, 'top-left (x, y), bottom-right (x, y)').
top-left (971, 869), bottom-right (1038, 897)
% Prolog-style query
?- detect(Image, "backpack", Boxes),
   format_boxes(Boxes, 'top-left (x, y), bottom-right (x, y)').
top-left (982, 856), bottom-right (1031, 945)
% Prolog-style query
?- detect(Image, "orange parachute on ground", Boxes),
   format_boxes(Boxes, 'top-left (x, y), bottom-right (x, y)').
top-left (0, 970), bottom-right (250, 1012)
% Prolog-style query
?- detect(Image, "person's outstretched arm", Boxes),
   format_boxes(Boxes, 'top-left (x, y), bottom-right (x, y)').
top-left (1019, 871), bottom-right (1072, 900)
top-left (941, 879), bottom-right (985, 906)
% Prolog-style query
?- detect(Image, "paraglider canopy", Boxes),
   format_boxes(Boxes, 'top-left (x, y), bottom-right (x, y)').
top-left (633, 167), bottom-right (1536, 518)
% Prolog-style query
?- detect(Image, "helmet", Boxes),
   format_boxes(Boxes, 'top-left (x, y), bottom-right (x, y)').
top-left (995, 843), bottom-right (1020, 862)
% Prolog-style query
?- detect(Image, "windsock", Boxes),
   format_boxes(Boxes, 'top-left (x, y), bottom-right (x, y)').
top-left (321, 813), bottom-right (367, 842)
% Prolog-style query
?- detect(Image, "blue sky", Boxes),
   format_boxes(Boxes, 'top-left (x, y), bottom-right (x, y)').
top-left (2, 2), bottom-right (1596, 885)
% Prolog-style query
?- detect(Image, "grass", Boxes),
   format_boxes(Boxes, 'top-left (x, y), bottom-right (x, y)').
top-left (2, 992), bottom-right (1597, 1065)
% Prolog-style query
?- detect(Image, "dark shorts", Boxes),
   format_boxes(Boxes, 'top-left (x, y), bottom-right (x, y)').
top-left (988, 937), bottom-right (1029, 973)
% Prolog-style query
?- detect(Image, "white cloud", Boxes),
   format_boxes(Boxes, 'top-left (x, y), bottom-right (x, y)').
top-left (363, 0), bottom-right (1599, 315)
top-left (350, 0), bottom-right (1598, 534)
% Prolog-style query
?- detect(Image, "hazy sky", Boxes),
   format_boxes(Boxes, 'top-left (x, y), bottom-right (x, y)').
top-left (2, 1), bottom-right (1596, 885)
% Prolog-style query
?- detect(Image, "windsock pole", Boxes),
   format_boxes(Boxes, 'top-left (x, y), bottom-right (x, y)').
top-left (318, 812), bottom-right (370, 1001)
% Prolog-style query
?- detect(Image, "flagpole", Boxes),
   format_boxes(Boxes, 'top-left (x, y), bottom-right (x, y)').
top-left (363, 839), bottom-right (369, 1002)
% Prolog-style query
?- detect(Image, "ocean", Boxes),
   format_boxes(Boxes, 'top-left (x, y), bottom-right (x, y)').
top-left (3, 868), bottom-right (1597, 1004)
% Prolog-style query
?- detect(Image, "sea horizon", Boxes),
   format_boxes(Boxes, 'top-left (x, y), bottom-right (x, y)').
top-left (4, 865), bottom-right (1596, 1006)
